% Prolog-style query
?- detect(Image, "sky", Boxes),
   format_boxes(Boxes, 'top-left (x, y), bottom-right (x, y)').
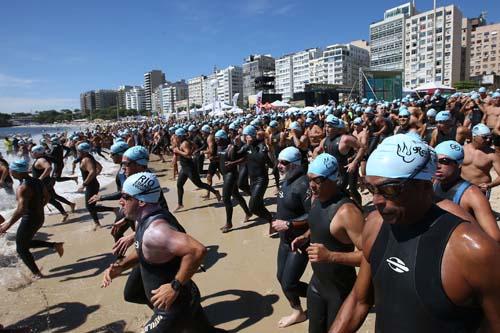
top-left (1, 0), bottom-right (499, 113)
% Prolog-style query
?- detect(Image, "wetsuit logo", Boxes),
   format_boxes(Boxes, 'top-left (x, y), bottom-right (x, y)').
top-left (134, 241), bottom-right (139, 249)
top-left (386, 257), bottom-right (409, 273)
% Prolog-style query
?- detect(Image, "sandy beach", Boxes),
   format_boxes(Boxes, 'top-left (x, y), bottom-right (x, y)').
top-left (1, 157), bottom-right (498, 333)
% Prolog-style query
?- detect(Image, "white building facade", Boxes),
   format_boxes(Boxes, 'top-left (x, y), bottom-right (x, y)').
top-left (292, 48), bottom-right (320, 94)
top-left (125, 86), bottom-right (146, 111)
top-left (188, 76), bottom-right (205, 107)
top-left (275, 54), bottom-right (294, 100)
top-left (216, 66), bottom-right (243, 105)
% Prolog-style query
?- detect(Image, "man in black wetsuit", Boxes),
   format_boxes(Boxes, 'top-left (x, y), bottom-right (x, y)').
top-left (31, 145), bottom-right (75, 223)
top-left (330, 134), bottom-right (500, 333)
top-left (76, 142), bottom-right (102, 230)
top-left (0, 159), bottom-right (63, 278)
top-left (215, 129), bottom-right (251, 233)
top-left (173, 128), bottom-right (221, 212)
top-left (314, 115), bottom-right (365, 205)
top-left (101, 172), bottom-right (218, 332)
top-left (48, 137), bottom-right (78, 184)
top-left (240, 125), bottom-right (276, 236)
top-left (271, 146), bottom-right (311, 328)
top-left (291, 153), bottom-right (364, 333)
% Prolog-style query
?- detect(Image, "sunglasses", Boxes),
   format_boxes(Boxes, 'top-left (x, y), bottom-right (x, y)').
top-left (437, 120), bottom-right (449, 125)
top-left (437, 157), bottom-right (455, 165)
top-left (121, 186), bottom-right (161, 202)
top-left (309, 176), bottom-right (327, 185)
top-left (120, 160), bottom-right (137, 167)
top-left (365, 148), bottom-right (431, 199)
top-left (121, 193), bottom-right (134, 200)
top-left (278, 160), bottom-right (290, 166)
top-left (399, 116), bottom-right (409, 119)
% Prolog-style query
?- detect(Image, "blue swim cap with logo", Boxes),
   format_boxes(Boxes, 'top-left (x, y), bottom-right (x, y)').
top-left (366, 134), bottom-right (436, 181)
top-left (215, 129), bottom-right (228, 140)
top-left (110, 142), bottom-right (130, 156)
top-left (77, 142), bottom-right (91, 153)
top-left (308, 153), bottom-right (339, 181)
top-left (435, 140), bottom-right (464, 164)
top-left (123, 146), bottom-right (149, 166)
top-left (436, 111), bottom-right (451, 122)
top-left (122, 172), bottom-right (161, 203)
top-left (242, 125), bottom-right (257, 137)
top-left (9, 159), bottom-right (29, 173)
top-left (472, 123), bottom-right (491, 137)
top-left (31, 145), bottom-right (45, 154)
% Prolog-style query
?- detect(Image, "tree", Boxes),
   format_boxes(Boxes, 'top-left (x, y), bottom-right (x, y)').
top-left (453, 80), bottom-right (480, 91)
top-left (0, 113), bottom-right (12, 127)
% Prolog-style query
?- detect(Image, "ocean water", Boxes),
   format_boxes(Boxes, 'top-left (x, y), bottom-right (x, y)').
top-left (0, 125), bottom-right (118, 288)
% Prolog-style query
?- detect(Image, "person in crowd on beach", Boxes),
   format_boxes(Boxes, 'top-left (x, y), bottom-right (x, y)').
top-left (290, 153), bottom-right (364, 333)
top-left (202, 125), bottom-right (221, 200)
top-left (3, 137), bottom-right (13, 155)
top-left (429, 110), bottom-right (468, 147)
top-left (48, 136), bottom-right (78, 184)
top-left (91, 132), bottom-right (108, 160)
top-left (101, 172), bottom-right (220, 332)
top-left (173, 128), bottom-right (221, 213)
top-left (88, 141), bottom-right (129, 223)
top-left (0, 159), bottom-right (64, 279)
top-left (433, 140), bottom-right (500, 242)
top-left (461, 123), bottom-right (500, 198)
top-left (215, 129), bottom-right (251, 233)
top-left (31, 145), bottom-right (75, 223)
top-left (239, 125), bottom-right (276, 236)
top-left (76, 142), bottom-right (102, 230)
top-left (0, 152), bottom-right (14, 195)
top-left (272, 146), bottom-right (311, 328)
top-left (329, 134), bottom-right (500, 333)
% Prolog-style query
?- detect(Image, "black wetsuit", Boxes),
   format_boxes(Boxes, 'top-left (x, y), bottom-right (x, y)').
top-left (81, 154), bottom-right (100, 224)
top-left (369, 205), bottom-right (482, 332)
top-left (124, 209), bottom-right (215, 332)
top-left (219, 143), bottom-right (251, 227)
top-left (276, 166), bottom-right (311, 308)
top-left (242, 141), bottom-right (273, 221)
top-left (49, 144), bottom-right (74, 182)
top-left (192, 134), bottom-right (206, 175)
top-left (323, 135), bottom-right (361, 204)
top-left (436, 127), bottom-right (457, 146)
top-left (207, 139), bottom-right (220, 176)
top-left (307, 194), bottom-right (357, 333)
top-left (32, 157), bottom-right (72, 215)
top-left (15, 176), bottom-right (56, 274)
top-left (0, 158), bottom-right (14, 195)
top-left (433, 179), bottom-right (472, 205)
top-left (237, 137), bottom-right (251, 196)
top-left (176, 140), bottom-right (218, 206)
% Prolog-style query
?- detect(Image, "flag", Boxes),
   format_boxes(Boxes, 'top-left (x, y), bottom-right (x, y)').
top-left (255, 91), bottom-right (263, 114)
top-left (232, 93), bottom-right (240, 108)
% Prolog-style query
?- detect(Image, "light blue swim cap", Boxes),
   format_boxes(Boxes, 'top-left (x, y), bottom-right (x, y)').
top-left (242, 125), bottom-right (257, 137)
top-left (308, 153), bottom-right (339, 181)
top-left (201, 124), bottom-right (211, 133)
top-left (478, 87), bottom-right (486, 93)
top-left (435, 111), bottom-right (451, 122)
top-left (472, 123), bottom-right (491, 137)
top-left (110, 142), bottom-right (129, 156)
top-left (426, 108), bottom-right (437, 117)
top-left (9, 159), bottom-right (29, 173)
top-left (435, 140), bottom-right (464, 164)
top-left (215, 129), bottom-right (228, 140)
top-left (228, 123), bottom-right (237, 131)
top-left (278, 147), bottom-right (302, 166)
top-left (122, 172), bottom-right (161, 203)
top-left (366, 134), bottom-right (436, 181)
top-left (77, 142), bottom-right (91, 153)
top-left (123, 146), bottom-right (149, 166)
top-left (269, 120), bottom-right (278, 128)
top-left (289, 121), bottom-right (302, 132)
top-left (175, 128), bottom-right (187, 137)
top-left (325, 115), bottom-right (343, 128)
top-left (353, 117), bottom-right (363, 125)
top-left (31, 145), bottom-right (45, 155)
top-left (188, 125), bottom-right (197, 132)
top-left (364, 107), bottom-right (374, 114)
top-left (493, 92), bottom-right (500, 98)
top-left (398, 107), bottom-right (410, 117)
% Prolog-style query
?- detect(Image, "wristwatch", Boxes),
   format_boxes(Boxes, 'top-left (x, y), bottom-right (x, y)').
top-left (170, 279), bottom-right (182, 292)
top-left (286, 221), bottom-right (293, 229)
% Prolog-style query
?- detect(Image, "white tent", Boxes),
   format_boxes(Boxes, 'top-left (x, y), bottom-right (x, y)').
top-left (271, 100), bottom-right (290, 107)
top-left (287, 106), bottom-right (301, 113)
top-left (302, 106), bottom-right (316, 112)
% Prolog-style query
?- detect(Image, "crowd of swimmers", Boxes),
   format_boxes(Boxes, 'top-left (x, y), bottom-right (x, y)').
top-left (0, 87), bottom-right (499, 332)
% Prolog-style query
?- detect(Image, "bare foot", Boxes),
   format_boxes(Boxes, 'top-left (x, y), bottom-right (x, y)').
top-left (70, 202), bottom-right (76, 213)
top-left (174, 205), bottom-right (184, 213)
top-left (278, 311), bottom-right (307, 328)
top-left (220, 224), bottom-right (232, 233)
top-left (201, 194), bottom-right (210, 200)
top-left (93, 222), bottom-right (101, 231)
top-left (33, 272), bottom-right (44, 280)
top-left (244, 213), bottom-right (252, 223)
top-left (61, 214), bottom-right (69, 223)
top-left (54, 242), bottom-right (64, 257)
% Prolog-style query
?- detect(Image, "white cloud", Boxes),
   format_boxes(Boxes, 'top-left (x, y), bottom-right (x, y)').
top-left (0, 73), bottom-right (37, 88)
top-left (0, 97), bottom-right (79, 113)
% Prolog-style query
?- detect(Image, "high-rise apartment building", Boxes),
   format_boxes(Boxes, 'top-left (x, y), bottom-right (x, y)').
top-left (161, 80), bottom-right (188, 113)
top-left (292, 48), bottom-right (321, 94)
top-left (188, 76), bottom-right (205, 107)
top-left (95, 89), bottom-right (118, 110)
top-left (117, 85), bottom-right (133, 110)
top-left (216, 66), bottom-right (243, 105)
top-left (310, 44), bottom-right (369, 87)
top-left (80, 91), bottom-right (96, 114)
top-left (203, 72), bottom-right (218, 106)
top-left (275, 54), bottom-right (294, 100)
top-left (144, 70), bottom-right (166, 112)
top-left (125, 86), bottom-right (146, 111)
top-left (370, 2), bottom-right (415, 71)
top-left (403, 5), bottom-right (463, 89)
top-left (469, 22), bottom-right (500, 77)
top-left (242, 54), bottom-right (275, 103)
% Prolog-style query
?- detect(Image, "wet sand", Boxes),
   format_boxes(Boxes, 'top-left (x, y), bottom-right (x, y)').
top-left (1, 158), bottom-right (498, 332)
